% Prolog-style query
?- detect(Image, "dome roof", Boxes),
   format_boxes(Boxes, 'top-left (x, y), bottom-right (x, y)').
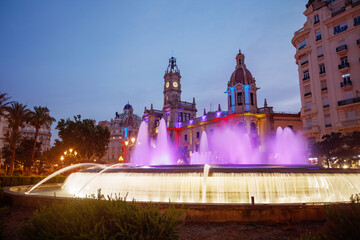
top-left (229, 67), bottom-right (254, 86)
top-left (229, 50), bottom-right (255, 86)
top-left (124, 103), bottom-right (132, 110)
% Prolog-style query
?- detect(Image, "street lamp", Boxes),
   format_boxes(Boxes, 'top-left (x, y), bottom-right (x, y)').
top-left (60, 148), bottom-right (78, 166)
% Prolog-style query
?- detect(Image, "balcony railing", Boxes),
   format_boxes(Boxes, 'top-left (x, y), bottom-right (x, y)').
top-left (340, 79), bottom-right (352, 87)
top-left (321, 87), bottom-right (328, 91)
top-left (320, 69), bottom-right (326, 74)
top-left (336, 44), bottom-right (347, 52)
top-left (301, 60), bottom-right (308, 66)
top-left (303, 76), bottom-right (310, 81)
top-left (338, 62), bottom-right (350, 69)
top-left (323, 104), bottom-right (329, 108)
top-left (304, 92), bottom-right (312, 97)
top-left (316, 35), bottom-right (322, 41)
top-left (317, 54), bottom-right (324, 58)
top-left (338, 97), bottom-right (360, 106)
top-left (299, 45), bottom-right (306, 50)
top-left (325, 124), bottom-right (332, 128)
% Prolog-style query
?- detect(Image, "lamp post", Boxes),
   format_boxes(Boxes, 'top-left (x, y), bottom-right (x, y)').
top-left (122, 137), bottom-right (136, 163)
top-left (60, 148), bottom-right (78, 166)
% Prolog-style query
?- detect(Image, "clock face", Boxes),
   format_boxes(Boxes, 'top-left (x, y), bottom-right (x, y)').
top-left (166, 82), bottom-right (169, 88)
top-left (173, 81), bottom-right (178, 88)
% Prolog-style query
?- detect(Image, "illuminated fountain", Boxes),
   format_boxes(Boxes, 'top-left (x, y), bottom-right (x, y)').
top-left (23, 119), bottom-right (360, 204)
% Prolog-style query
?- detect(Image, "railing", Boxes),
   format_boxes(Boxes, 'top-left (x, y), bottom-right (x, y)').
top-left (316, 35), bottom-right (322, 41)
top-left (314, 19), bottom-right (320, 24)
top-left (338, 62), bottom-right (350, 69)
top-left (179, 100), bottom-right (195, 109)
top-left (325, 124), bottom-right (332, 128)
top-left (334, 25), bottom-right (348, 35)
top-left (323, 104), bottom-right (330, 108)
top-left (338, 97), bottom-right (360, 106)
top-left (336, 44), bottom-right (347, 52)
top-left (304, 92), bottom-right (312, 97)
top-left (340, 80), bottom-right (352, 87)
top-left (320, 69), bottom-right (326, 74)
top-left (318, 54), bottom-right (324, 58)
top-left (321, 87), bottom-right (328, 91)
top-left (299, 45), bottom-right (306, 50)
top-left (301, 60), bottom-right (308, 65)
top-left (303, 76), bottom-right (310, 81)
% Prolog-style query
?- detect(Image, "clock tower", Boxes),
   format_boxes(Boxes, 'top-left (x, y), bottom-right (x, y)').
top-left (163, 57), bottom-right (181, 105)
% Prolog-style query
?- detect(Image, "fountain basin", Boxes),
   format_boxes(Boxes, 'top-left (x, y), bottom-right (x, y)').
top-left (22, 165), bottom-right (360, 204)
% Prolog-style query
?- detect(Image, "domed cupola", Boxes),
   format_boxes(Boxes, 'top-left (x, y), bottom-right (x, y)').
top-left (226, 50), bottom-right (258, 114)
top-left (123, 102), bottom-right (133, 114)
top-left (229, 50), bottom-right (255, 87)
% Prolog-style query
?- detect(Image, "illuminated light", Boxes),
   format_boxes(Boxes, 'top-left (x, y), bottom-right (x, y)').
top-left (74, 151), bottom-right (78, 155)
top-left (69, 149), bottom-right (73, 153)
top-left (131, 137), bottom-right (136, 143)
top-left (343, 165), bottom-right (349, 169)
top-left (125, 141), bottom-right (129, 146)
top-left (202, 115), bottom-right (206, 121)
top-left (60, 156), bottom-right (64, 161)
top-left (189, 119), bottom-right (193, 125)
top-left (244, 84), bottom-right (250, 112)
top-left (124, 127), bottom-right (128, 139)
top-left (64, 151), bottom-right (67, 155)
top-left (216, 112), bottom-right (221, 117)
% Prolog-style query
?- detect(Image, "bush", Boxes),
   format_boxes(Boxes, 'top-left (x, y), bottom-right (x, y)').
top-left (19, 192), bottom-right (185, 240)
top-left (0, 176), bottom-right (66, 188)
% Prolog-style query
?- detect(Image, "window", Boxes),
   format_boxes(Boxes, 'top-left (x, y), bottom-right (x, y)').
top-left (304, 85), bottom-right (311, 96)
top-left (305, 101), bottom-right (312, 111)
top-left (334, 22), bottom-right (348, 35)
top-left (306, 118), bottom-right (312, 127)
top-left (303, 70), bottom-right (310, 80)
top-left (314, 14), bottom-right (320, 24)
top-left (237, 92), bottom-right (243, 105)
top-left (316, 31), bottom-right (321, 41)
top-left (347, 111), bottom-right (356, 121)
top-left (339, 56), bottom-right (349, 69)
top-left (239, 59), bottom-right (242, 65)
top-left (250, 93), bottom-right (254, 105)
top-left (322, 96), bottom-right (329, 108)
top-left (317, 46), bottom-right (323, 58)
top-left (300, 55), bottom-right (308, 65)
top-left (341, 74), bottom-right (352, 87)
top-left (184, 134), bottom-right (188, 141)
top-left (336, 40), bottom-right (347, 52)
top-left (354, 16), bottom-right (360, 26)
top-left (299, 40), bottom-right (306, 50)
top-left (196, 132), bottom-right (200, 139)
top-left (325, 114), bottom-right (331, 127)
top-left (344, 90), bottom-right (353, 100)
top-left (229, 95), bottom-right (232, 106)
top-left (320, 64), bottom-right (325, 74)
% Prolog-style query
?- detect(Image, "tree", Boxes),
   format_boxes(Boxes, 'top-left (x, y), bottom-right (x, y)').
top-left (312, 131), bottom-right (360, 168)
top-left (56, 115), bottom-right (110, 163)
top-left (0, 92), bottom-right (11, 116)
top-left (4, 102), bottom-right (31, 175)
top-left (16, 139), bottom-right (42, 174)
top-left (28, 106), bottom-right (55, 173)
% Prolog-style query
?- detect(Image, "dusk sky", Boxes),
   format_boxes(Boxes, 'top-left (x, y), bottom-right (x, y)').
top-left (1, 0), bottom-right (307, 143)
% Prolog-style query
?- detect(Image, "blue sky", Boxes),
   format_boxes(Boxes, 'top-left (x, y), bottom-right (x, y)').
top-left (0, 0), bottom-right (307, 142)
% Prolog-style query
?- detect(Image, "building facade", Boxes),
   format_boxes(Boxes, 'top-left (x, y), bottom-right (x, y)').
top-left (0, 115), bottom-right (52, 156)
top-left (292, 0), bottom-right (360, 142)
top-left (144, 52), bottom-right (302, 158)
top-left (99, 103), bottom-right (142, 162)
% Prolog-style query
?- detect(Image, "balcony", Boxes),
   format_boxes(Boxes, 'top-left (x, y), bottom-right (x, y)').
top-left (301, 60), bottom-right (308, 66)
top-left (336, 44), bottom-right (348, 53)
top-left (314, 19), bottom-right (320, 25)
top-left (317, 54), bottom-right (324, 58)
top-left (316, 35), bottom-right (322, 41)
top-left (303, 76), bottom-right (310, 81)
top-left (340, 79), bottom-right (352, 88)
top-left (325, 124), bottom-right (332, 128)
top-left (338, 62), bottom-right (350, 70)
top-left (323, 104), bottom-right (330, 108)
top-left (304, 92), bottom-right (312, 97)
top-left (299, 45), bottom-right (306, 50)
top-left (320, 69), bottom-right (326, 75)
top-left (342, 119), bottom-right (360, 127)
top-left (338, 97), bottom-right (360, 106)
top-left (321, 87), bottom-right (328, 91)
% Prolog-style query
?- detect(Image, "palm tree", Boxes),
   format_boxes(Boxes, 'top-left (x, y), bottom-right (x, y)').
top-left (0, 92), bottom-right (11, 116)
top-left (4, 102), bottom-right (31, 175)
top-left (28, 106), bottom-right (55, 173)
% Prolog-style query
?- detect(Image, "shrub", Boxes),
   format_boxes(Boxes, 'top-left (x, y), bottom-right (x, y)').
top-left (19, 192), bottom-right (185, 240)
top-left (296, 193), bottom-right (360, 240)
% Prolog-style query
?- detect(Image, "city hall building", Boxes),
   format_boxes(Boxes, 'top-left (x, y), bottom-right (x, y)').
top-left (143, 51), bottom-right (302, 155)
